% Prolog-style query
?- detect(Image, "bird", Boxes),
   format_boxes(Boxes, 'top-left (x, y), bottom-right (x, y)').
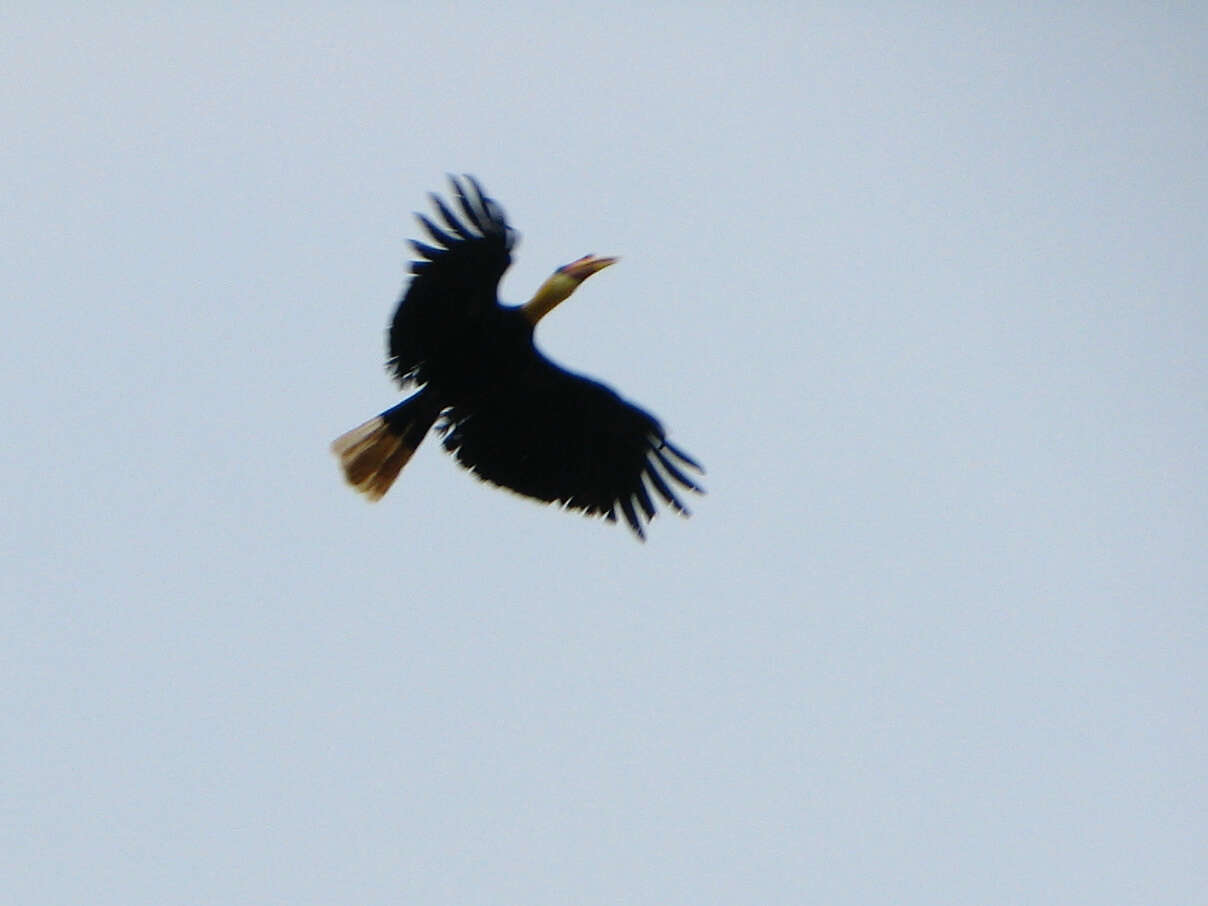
top-left (331, 176), bottom-right (702, 540)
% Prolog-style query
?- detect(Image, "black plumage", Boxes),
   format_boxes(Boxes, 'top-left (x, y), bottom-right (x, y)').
top-left (332, 176), bottom-right (702, 539)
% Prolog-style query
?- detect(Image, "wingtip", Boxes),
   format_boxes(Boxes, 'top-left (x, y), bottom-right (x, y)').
top-left (463, 173), bottom-right (487, 203)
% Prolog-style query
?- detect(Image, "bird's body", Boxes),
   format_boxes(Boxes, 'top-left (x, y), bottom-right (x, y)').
top-left (332, 176), bottom-right (702, 539)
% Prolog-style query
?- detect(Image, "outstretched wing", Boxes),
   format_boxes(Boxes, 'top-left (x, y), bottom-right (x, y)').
top-left (388, 175), bottom-right (517, 386)
top-left (440, 353), bottom-right (704, 539)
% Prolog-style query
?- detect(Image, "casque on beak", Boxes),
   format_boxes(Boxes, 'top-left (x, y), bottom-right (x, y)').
top-left (557, 255), bottom-right (619, 282)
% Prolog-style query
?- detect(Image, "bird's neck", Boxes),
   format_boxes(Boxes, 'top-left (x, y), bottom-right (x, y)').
top-left (521, 271), bottom-right (578, 325)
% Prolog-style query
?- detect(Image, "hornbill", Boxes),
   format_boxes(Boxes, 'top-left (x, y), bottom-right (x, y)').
top-left (331, 176), bottom-right (702, 539)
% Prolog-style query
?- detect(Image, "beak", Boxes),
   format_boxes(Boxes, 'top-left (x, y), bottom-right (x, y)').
top-left (558, 254), bottom-right (619, 282)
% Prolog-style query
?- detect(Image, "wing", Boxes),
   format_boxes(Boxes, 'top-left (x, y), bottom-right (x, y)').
top-left (439, 353), bottom-right (704, 539)
top-left (388, 175), bottom-right (517, 386)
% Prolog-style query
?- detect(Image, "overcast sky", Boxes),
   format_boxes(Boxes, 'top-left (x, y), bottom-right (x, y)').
top-left (4, 4), bottom-right (1205, 904)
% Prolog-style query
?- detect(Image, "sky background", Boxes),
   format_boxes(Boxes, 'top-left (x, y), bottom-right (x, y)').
top-left (3, 4), bottom-right (1205, 904)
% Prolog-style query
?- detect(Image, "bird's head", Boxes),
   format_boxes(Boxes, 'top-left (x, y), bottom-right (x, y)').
top-left (522, 254), bottom-right (618, 325)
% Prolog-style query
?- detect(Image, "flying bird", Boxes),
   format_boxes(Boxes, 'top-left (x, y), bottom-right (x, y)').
top-left (331, 176), bottom-right (702, 539)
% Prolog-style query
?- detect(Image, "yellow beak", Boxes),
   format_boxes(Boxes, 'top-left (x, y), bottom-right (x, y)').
top-left (558, 255), bottom-right (619, 282)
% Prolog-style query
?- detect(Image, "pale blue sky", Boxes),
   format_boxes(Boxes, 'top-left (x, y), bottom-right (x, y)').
top-left (4, 4), bottom-right (1205, 904)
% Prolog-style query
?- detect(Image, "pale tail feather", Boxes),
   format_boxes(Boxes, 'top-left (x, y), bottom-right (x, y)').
top-left (331, 415), bottom-right (417, 501)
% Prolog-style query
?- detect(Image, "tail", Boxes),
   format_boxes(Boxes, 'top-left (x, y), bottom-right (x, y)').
top-left (331, 390), bottom-right (441, 501)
